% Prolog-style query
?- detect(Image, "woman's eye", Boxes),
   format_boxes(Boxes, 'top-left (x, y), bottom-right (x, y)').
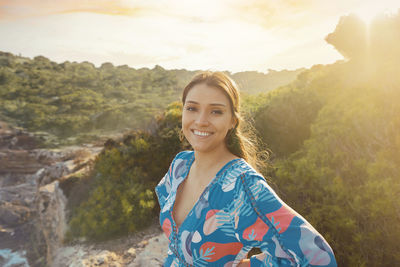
top-left (185, 106), bottom-right (196, 111)
top-left (212, 110), bottom-right (223, 115)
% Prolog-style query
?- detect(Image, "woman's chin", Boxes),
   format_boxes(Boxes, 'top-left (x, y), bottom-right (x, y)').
top-left (190, 143), bottom-right (212, 153)
top-left (191, 146), bottom-right (210, 153)
top-left (190, 142), bottom-right (225, 154)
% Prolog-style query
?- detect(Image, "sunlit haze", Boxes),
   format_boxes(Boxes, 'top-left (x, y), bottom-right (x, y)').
top-left (0, 0), bottom-right (399, 72)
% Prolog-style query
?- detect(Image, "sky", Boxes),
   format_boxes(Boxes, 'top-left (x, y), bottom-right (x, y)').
top-left (0, 0), bottom-right (399, 73)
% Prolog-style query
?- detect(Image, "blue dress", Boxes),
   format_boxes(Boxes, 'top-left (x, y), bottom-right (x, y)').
top-left (155, 150), bottom-right (337, 266)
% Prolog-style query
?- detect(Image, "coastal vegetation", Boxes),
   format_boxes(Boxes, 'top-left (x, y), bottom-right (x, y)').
top-left (1, 11), bottom-right (399, 267)
top-left (0, 52), bottom-right (301, 147)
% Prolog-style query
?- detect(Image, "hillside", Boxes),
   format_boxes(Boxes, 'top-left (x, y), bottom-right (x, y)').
top-left (0, 52), bottom-right (302, 147)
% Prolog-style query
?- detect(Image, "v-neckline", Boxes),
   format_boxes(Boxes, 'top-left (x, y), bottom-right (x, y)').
top-left (170, 152), bottom-right (242, 233)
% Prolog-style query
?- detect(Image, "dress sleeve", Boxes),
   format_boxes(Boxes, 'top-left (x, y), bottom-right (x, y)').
top-left (154, 151), bottom-right (191, 209)
top-left (154, 155), bottom-right (175, 209)
top-left (234, 173), bottom-right (337, 267)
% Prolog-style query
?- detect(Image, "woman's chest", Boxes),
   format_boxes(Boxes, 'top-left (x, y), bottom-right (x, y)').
top-left (172, 175), bottom-right (215, 227)
top-left (160, 182), bottom-right (243, 265)
top-left (161, 181), bottom-right (236, 234)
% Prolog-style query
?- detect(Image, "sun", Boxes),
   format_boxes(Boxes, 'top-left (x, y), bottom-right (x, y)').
top-left (354, 8), bottom-right (378, 24)
top-left (353, 2), bottom-right (399, 24)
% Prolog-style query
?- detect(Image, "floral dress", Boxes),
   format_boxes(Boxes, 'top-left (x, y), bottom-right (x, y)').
top-left (155, 151), bottom-right (337, 267)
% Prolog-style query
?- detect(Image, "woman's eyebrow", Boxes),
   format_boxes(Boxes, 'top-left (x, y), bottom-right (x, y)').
top-left (186, 100), bottom-right (226, 107)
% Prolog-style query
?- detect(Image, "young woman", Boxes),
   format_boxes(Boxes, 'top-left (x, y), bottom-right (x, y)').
top-left (155, 71), bottom-right (337, 267)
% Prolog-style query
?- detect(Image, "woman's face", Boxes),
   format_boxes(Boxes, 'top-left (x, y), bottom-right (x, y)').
top-left (182, 83), bottom-right (236, 154)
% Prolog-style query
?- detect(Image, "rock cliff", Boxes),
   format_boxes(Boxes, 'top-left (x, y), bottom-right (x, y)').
top-left (0, 121), bottom-right (167, 267)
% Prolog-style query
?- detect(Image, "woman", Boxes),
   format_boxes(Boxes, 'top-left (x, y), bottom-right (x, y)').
top-left (155, 71), bottom-right (337, 266)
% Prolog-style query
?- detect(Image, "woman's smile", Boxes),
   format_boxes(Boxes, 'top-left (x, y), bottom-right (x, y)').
top-left (191, 129), bottom-right (214, 138)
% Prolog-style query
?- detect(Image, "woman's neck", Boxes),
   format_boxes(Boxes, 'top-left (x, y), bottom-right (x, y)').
top-left (190, 146), bottom-right (239, 180)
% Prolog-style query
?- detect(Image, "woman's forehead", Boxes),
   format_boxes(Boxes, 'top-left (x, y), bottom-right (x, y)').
top-left (185, 84), bottom-right (230, 105)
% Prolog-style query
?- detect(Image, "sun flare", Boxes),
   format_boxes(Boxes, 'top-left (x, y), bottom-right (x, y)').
top-left (353, 2), bottom-right (399, 24)
top-left (354, 8), bottom-right (378, 23)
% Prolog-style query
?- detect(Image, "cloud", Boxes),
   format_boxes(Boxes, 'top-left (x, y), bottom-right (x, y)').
top-left (225, 0), bottom-right (399, 30)
top-left (225, 0), bottom-right (318, 29)
top-left (0, 0), bottom-right (233, 22)
top-left (266, 38), bottom-right (343, 70)
top-left (2, 0), bottom-right (399, 26)
top-left (0, 0), bottom-right (148, 20)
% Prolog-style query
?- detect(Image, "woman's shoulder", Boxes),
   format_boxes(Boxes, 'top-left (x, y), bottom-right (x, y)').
top-left (231, 159), bottom-right (265, 183)
top-left (171, 150), bottom-right (194, 170)
top-left (218, 159), bottom-right (265, 193)
top-left (155, 150), bottom-right (194, 202)
top-left (231, 161), bottom-right (279, 199)
top-left (169, 150), bottom-right (194, 179)
top-left (174, 150), bottom-right (194, 161)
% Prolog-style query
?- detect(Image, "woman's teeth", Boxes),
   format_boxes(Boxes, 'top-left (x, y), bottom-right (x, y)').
top-left (193, 130), bottom-right (212, 136)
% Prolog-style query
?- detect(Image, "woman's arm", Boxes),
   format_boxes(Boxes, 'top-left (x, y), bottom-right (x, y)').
top-left (234, 173), bottom-right (337, 267)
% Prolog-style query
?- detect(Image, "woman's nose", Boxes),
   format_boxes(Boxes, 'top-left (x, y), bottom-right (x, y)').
top-left (195, 111), bottom-right (209, 126)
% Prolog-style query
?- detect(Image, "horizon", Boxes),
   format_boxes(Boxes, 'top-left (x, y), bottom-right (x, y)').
top-left (0, 49), bottom-right (309, 74)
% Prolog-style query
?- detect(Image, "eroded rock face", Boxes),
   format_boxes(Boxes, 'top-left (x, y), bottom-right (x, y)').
top-left (53, 247), bottom-right (127, 267)
top-left (0, 202), bottom-right (31, 227)
top-left (128, 234), bottom-right (168, 267)
top-left (0, 121), bottom-right (102, 267)
top-left (0, 121), bottom-right (37, 150)
top-left (38, 181), bottom-right (68, 267)
top-left (1, 121), bottom-right (169, 267)
top-left (51, 232), bottom-right (168, 267)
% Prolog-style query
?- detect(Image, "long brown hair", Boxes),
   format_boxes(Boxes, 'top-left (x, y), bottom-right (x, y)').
top-left (181, 71), bottom-right (267, 171)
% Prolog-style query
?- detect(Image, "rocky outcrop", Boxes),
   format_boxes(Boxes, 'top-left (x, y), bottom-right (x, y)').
top-left (0, 121), bottom-right (170, 267)
top-left (0, 121), bottom-right (102, 267)
top-left (52, 229), bottom-right (167, 267)
top-left (0, 121), bottom-right (38, 150)
top-left (128, 234), bottom-right (168, 267)
top-left (37, 181), bottom-right (68, 267)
